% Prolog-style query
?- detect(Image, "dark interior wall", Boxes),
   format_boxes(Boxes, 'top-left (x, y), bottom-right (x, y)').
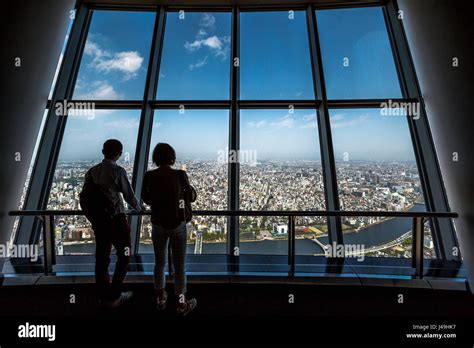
top-left (397, 0), bottom-right (474, 287)
top-left (0, 0), bottom-right (75, 245)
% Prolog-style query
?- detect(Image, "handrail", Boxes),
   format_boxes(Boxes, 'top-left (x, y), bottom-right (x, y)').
top-left (9, 209), bottom-right (458, 279)
top-left (9, 209), bottom-right (459, 218)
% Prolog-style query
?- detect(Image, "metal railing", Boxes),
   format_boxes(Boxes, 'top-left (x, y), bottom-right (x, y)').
top-left (9, 209), bottom-right (458, 278)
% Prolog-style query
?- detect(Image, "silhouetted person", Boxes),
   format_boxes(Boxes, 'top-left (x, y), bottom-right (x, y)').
top-left (142, 143), bottom-right (197, 316)
top-left (82, 139), bottom-right (141, 308)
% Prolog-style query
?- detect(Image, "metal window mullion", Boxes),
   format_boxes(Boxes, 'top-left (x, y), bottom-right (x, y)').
top-left (327, 98), bottom-right (417, 109)
top-left (130, 7), bottom-right (166, 254)
top-left (15, 4), bottom-right (92, 246)
top-left (384, 0), bottom-right (458, 261)
top-left (150, 100), bottom-right (231, 109)
top-left (165, 6), bottom-right (232, 12)
top-left (306, 5), bottom-right (343, 246)
top-left (228, 5), bottom-right (240, 265)
top-left (383, 3), bottom-right (443, 257)
top-left (61, 100), bottom-right (144, 109)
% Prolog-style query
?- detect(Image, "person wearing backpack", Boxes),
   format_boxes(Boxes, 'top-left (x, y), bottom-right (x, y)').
top-left (81, 139), bottom-right (141, 308)
top-left (141, 143), bottom-right (197, 316)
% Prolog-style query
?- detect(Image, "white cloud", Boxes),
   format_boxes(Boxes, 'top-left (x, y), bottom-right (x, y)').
top-left (196, 29), bottom-right (208, 38)
top-left (183, 14), bottom-right (230, 61)
top-left (84, 39), bottom-right (143, 80)
top-left (301, 112), bottom-right (318, 128)
top-left (185, 36), bottom-right (222, 51)
top-left (331, 113), bottom-right (346, 122)
top-left (184, 35), bottom-right (231, 59)
top-left (271, 114), bottom-right (295, 129)
top-left (84, 41), bottom-right (104, 58)
top-left (331, 114), bottom-right (370, 129)
top-left (104, 119), bottom-right (139, 129)
top-left (200, 13), bottom-right (216, 28)
top-left (89, 83), bottom-right (118, 99)
top-left (248, 113), bottom-right (320, 130)
top-left (75, 81), bottom-right (120, 100)
top-left (189, 55), bottom-right (209, 70)
top-left (95, 51), bottom-right (143, 75)
top-left (247, 120), bottom-right (267, 128)
top-left (215, 36), bottom-right (231, 57)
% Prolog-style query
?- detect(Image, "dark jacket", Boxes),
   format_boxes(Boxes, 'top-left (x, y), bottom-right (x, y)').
top-left (142, 166), bottom-right (194, 229)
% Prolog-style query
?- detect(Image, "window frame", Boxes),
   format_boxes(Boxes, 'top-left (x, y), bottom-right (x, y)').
top-left (16, 0), bottom-right (458, 262)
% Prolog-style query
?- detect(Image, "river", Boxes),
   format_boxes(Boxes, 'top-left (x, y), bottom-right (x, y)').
top-left (63, 203), bottom-right (426, 255)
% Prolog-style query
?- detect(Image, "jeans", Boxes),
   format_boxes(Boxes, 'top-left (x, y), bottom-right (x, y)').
top-left (93, 213), bottom-right (131, 301)
top-left (152, 222), bottom-right (187, 295)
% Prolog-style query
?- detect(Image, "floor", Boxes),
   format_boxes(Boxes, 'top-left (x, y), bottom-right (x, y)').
top-left (0, 281), bottom-right (473, 344)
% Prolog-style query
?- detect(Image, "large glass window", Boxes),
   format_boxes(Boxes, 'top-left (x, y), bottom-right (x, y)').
top-left (239, 109), bottom-right (326, 254)
top-left (240, 11), bottom-right (315, 100)
top-left (316, 7), bottom-right (402, 99)
top-left (20, 4), bottom-right (449, 263)
top-left (48, 110), bottom-right (141, 254)
top-left (329, 108), bottom-right (432, 258)
top-left (139, 109), bottom-right (229, 254)
top-left (156, 12), bottom-right (231, 100)
top-left (73, 10), bottom-right (155, 100)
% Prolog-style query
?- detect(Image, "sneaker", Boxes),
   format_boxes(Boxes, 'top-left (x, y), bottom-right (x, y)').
top-left (157, 290), bottom-right (168, 311)
top-left (105, 291), bottom-right (134, 309)
top-left (176, 298), bottom-right (197, 316)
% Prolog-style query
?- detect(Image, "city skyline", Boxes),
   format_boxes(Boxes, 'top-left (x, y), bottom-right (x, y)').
top-left (48, 158), bottom-right (430, 258)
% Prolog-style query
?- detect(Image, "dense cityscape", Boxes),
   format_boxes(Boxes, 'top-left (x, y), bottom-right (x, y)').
top-left (44, 158), bottom-right (435, 258)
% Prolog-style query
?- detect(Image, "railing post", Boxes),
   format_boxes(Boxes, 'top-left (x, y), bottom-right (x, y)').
top-left (412, 216), bottom-right (424, 279)
top-left (288, 215), bottom-right (296, 277)
top-left (41, 214), bottom-right (56, 275)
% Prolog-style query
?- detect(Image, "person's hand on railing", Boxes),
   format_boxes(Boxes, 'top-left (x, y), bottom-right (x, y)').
top-left (140, 204), bottom-right (151, 213)
top-left (127, 205), bottom-right (150, 214)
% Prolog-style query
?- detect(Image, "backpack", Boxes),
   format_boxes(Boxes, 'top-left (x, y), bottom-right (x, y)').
top-left (79, 176), bottom-right (116, 226)
top-left (176, 170), bottom-right (197, 223)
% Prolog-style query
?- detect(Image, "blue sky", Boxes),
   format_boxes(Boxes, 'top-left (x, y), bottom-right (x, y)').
top-left (316, 7), bottom-right (402, 99)
top-left (241, 109), bottom-right (321, 160)
top-left (157, 12), bottom-right (231, 100)
top-left (240, 11), bottom-right (314, 100)
top-left (56, 8), bottom-right (416, 162)
top-left (73, 10), bottom-right (155, 100)
top-left (330, 109), bottom-right (416, 161)
top-left (150, 109), bottom-right (229, 161)
top-left (57, 110), bottom-right (141, 161)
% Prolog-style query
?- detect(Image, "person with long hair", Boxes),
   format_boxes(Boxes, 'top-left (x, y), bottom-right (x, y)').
top-left (141, 143), bottom-right (197, 316)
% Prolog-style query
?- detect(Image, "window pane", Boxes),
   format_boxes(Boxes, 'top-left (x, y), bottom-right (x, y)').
top-left (139, 109), bottom-right (229, 254)
top-left (73, 10), bottom-right (155, 100)
top-left (156, 12), bottom-right (231, 100)
top-left (364, 220), bottom-right (436, 259)
top-left (240, 109), bottom-right (326, 254)
top-left (49, 13), bottom-right (75, 100)
top-left (329, 108), bottom-right (429, 258)
top-left (317, 7), bottom-right (402, 99)
top-left (240, 11), bottom-right (315, 100)
top-left (48, 110), bottom-right (140, 255)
